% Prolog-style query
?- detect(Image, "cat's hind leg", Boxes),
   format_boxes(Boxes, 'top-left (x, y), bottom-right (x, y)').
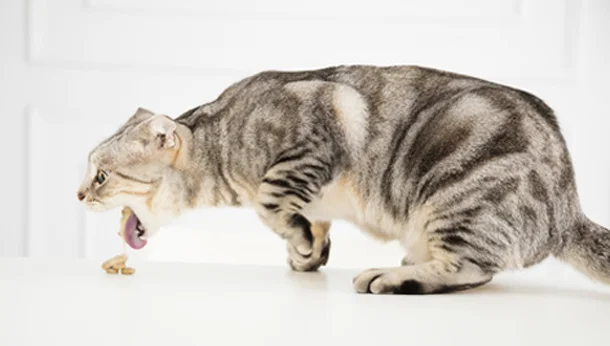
top-left (353, 259), bottom-right (493, 294)
top-left (354, 220), bottom-right (499, 294)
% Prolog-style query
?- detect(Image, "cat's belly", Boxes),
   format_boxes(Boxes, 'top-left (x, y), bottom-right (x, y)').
top-left (301, 174), bottom-right (400, 241)
top-left (300, 175), bottom-right (357, 221)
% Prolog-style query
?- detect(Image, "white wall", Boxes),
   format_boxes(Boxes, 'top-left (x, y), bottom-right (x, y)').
top-left (0, 0), bottom-right (608, 266)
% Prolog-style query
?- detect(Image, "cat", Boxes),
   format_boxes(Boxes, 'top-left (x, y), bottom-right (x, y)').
top-left (77, 65), bottom-right (610, 294)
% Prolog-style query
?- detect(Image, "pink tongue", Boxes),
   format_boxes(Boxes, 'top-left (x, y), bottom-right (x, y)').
top-left (124, 213), bottom-right (147, 250)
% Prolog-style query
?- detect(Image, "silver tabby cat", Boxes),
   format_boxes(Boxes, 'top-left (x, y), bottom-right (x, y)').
top-left (77, 65), bottom-right (610, 294)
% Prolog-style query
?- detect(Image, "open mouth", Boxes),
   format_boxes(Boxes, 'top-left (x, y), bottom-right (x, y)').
top-left (123, 212), bottom-right (148, 250)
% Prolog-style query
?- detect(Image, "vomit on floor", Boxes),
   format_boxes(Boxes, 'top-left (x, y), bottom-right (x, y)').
top-left (101, 207), bottom-right (136, 275)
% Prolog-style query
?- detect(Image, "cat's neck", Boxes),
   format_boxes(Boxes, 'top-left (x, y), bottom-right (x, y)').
top-left (175, 117), bottom-right (243, 208)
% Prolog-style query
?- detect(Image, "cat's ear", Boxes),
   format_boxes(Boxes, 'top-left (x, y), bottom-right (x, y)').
top-left (135, 107), bottom-right (154, 117)
top-left (130, 107), bottom-right (155, 122)
top-left (149, 115), bottom-right (177, 149)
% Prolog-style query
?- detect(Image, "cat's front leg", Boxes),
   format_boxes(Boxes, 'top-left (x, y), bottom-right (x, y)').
top-left (256, 198), bottom-right (331, 272)
top-left (255, 157), bottom-right (333, 271)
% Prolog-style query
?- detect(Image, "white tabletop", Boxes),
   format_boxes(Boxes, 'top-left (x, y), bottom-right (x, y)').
top-left (1, 258), bottom-right (609, 346)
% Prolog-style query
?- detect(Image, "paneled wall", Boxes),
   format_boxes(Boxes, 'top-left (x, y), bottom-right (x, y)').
top-left (1, 0), bottom-right (608, 265)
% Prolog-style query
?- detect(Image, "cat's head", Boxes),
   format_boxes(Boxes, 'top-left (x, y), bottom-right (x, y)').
top-left (77, 107), bottom-right (188, 248)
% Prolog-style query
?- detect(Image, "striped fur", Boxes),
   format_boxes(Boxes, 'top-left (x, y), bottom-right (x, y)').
top-left (78, 65), bottom-right (610, 294)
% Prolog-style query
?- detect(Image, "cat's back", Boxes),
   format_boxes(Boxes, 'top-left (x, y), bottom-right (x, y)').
top-left (195, 65), bottom-right (497, 116)
top-left (216, 65), bottom-right (528, 122)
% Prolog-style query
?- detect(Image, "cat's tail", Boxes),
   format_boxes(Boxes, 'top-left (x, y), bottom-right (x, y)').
top-left (557, 218), bottom-right (610, 284)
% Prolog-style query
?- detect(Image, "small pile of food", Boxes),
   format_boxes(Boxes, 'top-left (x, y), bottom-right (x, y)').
top-left (101, 254), bottom-right (134, 275)
top-left (101, 207), bottom-right (137, 275)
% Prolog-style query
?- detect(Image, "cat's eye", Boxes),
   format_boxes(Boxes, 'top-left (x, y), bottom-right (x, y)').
top-left (96, 170), bottom-right (108, 185)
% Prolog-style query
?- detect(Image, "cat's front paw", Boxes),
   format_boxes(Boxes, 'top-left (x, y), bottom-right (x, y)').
top-left (286, 236), bottom-right (331, 272)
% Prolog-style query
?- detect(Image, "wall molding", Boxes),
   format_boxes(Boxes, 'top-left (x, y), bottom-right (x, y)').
top-left (25, 106), bottom-right (87, 257)
top-left (84, 0), bottom-right (524, 20)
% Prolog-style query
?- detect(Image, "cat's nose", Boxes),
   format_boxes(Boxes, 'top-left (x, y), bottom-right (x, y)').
top-left (77, 191), bottom-right (86, 201)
